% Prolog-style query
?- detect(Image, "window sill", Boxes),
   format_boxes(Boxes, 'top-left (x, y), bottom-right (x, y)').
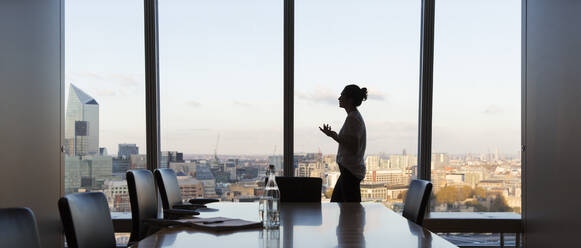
top-left (424, 212), bottom-right (522, 233)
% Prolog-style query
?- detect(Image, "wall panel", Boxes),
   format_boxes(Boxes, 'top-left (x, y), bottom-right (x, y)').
top-left (524, 0), bottom-right (581, 247)
top-left (0, 0), bottom-right (64, 247)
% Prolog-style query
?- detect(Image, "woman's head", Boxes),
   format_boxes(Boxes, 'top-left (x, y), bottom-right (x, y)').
top-left (339, 84), bottom-right (368, 108)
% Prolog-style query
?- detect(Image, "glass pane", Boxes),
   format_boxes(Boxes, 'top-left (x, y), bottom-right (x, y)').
top-left (431, 0), bottom-right (521, 219)
top-left (159, 0), bottom-right (283, 202)
top-left (65, 0), bottom-right (145, 212)
top-left (295, 0), bottom-right (421, 209)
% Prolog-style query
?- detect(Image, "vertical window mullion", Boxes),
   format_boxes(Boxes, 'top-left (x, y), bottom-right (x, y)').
top-left (284, 0), bottom-right (295, 177)
top-left (144, 0), bottom-right (160, 171)
top-left (418, 0), bottom-right (435, 181)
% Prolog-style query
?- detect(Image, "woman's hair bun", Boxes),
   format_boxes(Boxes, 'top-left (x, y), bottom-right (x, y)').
top-left (361, 87), bottom-right (368, 101)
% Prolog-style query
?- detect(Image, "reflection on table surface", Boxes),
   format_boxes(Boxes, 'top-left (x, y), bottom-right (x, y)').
top-left (131, 202), bottom-right (457, 248)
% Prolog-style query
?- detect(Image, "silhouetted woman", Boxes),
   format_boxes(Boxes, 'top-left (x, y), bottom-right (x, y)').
top-left (320, 84), bottom-right (367, 202)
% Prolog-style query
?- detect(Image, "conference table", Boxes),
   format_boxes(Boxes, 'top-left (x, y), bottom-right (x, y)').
top-left (130, 202), bottom-right (458, 248)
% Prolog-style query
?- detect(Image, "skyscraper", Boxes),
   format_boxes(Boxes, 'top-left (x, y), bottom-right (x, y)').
top-left (118, 144), bottom-right (138, 159)
top-left (65, 84), bottom-right (99, 156)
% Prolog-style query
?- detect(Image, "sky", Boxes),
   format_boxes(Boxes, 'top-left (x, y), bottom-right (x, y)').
top-left (65, 0), bottom-right (521, 156)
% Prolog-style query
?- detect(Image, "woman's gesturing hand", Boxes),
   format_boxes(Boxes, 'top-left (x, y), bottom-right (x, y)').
top-left (319, 123), bottom-right (337, 138)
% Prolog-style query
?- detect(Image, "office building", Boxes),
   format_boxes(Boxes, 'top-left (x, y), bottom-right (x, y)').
top-left (176, 175), bottom-right (205, 199)
top-left (365, 155), bottom-right (381, 170)
top-left (389, 154), bottom-right (416, 170)
top-left (160, 151), bottom-right (184, 168)
top-left (118, 144), bottom-right (138, 159)
top-left (224, 159), bottom-right (237, 181)
top-left (360, 183), bottom-right (388, 202)
top-left (64, 84), bottom-right (99, 156)
top-left (195, 164), bottom-right (218, 197)
top-left (296, 161), bottom-right (324, 179)
top-left (112, 158), bottom-right (130, 174)
top-left (363, 169), bottom-right (411, 186)
top-left (103, 180), bottom-right (130, 212)
top-left (432, 153), bottom-right (449, 169)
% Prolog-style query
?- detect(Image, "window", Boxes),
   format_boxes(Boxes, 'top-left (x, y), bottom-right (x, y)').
top-left (63, 0), bottom-right (524, 245)
top-left (294, 0), bottom-right (421, 209)
top-left (431, 0), bottom-right (521, 214)
top-left (65, 0), bottom-right (145, 213)
top-left (430, 0), bottom-right (521, 246)
top-left (159, 0), bottom-right (283, 202)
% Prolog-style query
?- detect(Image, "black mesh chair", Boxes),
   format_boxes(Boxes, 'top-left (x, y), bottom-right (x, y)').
top-left (58, 192), bottom-right (117, 248)
top-left (127, 169), bottom-right (199, 243)
top-left (0, 208), bottom-right (41, 248)
top-left (127, 169), bottom-right (159, 243)
top-left (265, 176), bottom-right (322, 202)
top-left (402, 179), bottom-right (433, 226)
top-left (154, 168), bottom-right (213, 211)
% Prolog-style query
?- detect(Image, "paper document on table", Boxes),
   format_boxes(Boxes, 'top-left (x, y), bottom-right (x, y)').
top-left (171, 217), bottom-right (263, 232)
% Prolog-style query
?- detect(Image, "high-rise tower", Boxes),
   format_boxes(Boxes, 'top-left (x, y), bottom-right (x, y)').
top-left (118, 144), bottom-right (138, 159)
top-left (65, 84), bottom-right (99, 156)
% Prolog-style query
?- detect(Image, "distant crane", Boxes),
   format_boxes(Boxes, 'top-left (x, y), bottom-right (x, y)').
top-left (214, 133), bottom-right (220, 163)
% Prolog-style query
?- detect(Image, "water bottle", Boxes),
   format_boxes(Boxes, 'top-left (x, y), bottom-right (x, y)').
top-left (258, 167), bottom-right (270, 223)
top-left (263, 164), bottom-right (280, 229)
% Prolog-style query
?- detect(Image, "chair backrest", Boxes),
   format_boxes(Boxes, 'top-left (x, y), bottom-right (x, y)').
top-left (265, 177), bottom-right (322, 202)
top-left (154, 168), bottom-right (183, 209)
top-left (58, 192), bottom-right (116, 248)
top-left (402, 179), bottom-right (433, 225)
top-left (0, 208), bottom-right (41, 248)
top-left (127, 169), bottom-right (159, 242)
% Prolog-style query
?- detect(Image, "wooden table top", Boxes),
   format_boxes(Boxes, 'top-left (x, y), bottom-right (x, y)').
top-left (130, 202), bottom-right (458, 248)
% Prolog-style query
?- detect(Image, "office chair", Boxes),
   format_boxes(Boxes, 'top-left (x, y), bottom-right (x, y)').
top-left (402, 179), bottom-right (433, 226)
top-left (0, 207), bottom-right (41, 248)
top-left (154, 168), bottom-right (215, 211)
top-left (58, 192), bottom-right (116, 248)
top-left (126, 169), bottom-right (159, 242)
top-left (127, 169), bottom-right (198, 243)
top-left (265, 176), bottom-right (323, 202)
